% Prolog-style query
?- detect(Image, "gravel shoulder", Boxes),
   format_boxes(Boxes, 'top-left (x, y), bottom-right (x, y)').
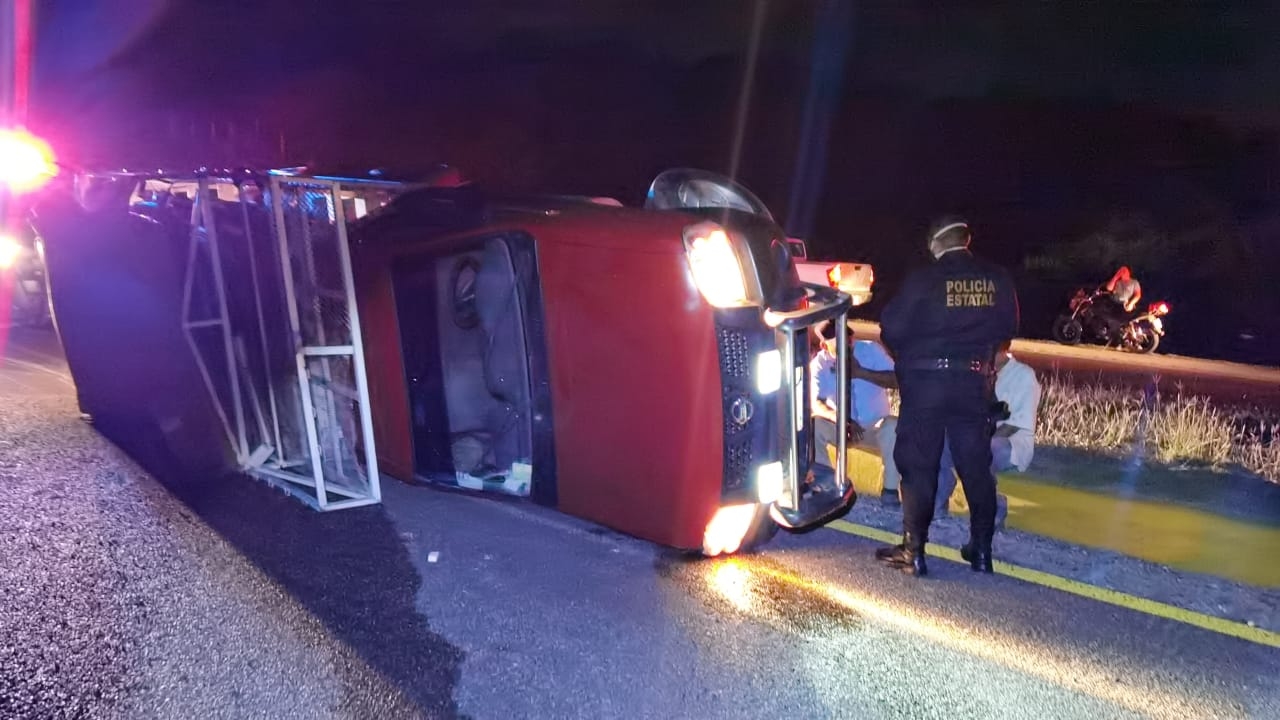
top-left (0, 393), bottom-right (460, 720)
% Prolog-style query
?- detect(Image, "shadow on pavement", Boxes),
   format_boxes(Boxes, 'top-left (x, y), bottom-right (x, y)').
top-left (97, 419), bottom-right (464, 719)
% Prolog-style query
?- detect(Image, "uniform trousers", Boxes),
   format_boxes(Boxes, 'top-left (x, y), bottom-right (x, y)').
top-left (892, 368), bottom-right (998, 546)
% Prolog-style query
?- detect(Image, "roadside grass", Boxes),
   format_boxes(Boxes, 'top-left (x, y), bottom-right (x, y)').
top-left (1232, 423), bottom-right (1280, 484)
top-left (1144, 393), bottom-right (1233, 466)
top-left (886, 374), bottom-right (1279, 483)
top-left (1036, 377), bottom-right (1143, 453)
top-left (1038, 373), bottom-right (1276, 482)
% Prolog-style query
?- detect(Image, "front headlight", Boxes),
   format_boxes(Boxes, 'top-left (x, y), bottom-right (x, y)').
top-left (683, 221), bottom-right (748, 307)
top-left (0, 234), bottom-right (22, 270)
top-left (755, 462), bottom-right (784, 504)
top-left (755, 349), bottom-right (782, 394)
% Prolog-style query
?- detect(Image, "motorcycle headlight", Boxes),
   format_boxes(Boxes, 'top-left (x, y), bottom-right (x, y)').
top-left (683, 221), bottom-right (748, 308)
top-left (0, 234), bottom-right (22, 270)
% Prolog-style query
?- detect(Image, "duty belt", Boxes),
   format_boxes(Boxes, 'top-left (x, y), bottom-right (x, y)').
top-left (903, 357), bottom-right (993, 374)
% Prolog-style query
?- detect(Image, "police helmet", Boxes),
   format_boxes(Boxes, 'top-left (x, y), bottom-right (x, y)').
top-left (927, 215), bottom-right (971, 257)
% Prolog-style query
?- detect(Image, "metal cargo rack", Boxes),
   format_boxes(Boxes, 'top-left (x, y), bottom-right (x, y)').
top-left (95, 168), bottom-right (416, 510)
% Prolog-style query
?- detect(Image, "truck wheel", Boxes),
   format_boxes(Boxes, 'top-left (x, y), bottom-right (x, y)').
top-left (738, 505), bottom-right (780, 553)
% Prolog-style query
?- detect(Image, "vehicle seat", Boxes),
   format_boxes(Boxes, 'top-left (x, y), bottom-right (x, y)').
top-left (473, 240), bottom-right (532, 472)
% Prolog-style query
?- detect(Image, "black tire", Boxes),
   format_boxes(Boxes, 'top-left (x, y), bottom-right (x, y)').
top-left (1132, 329), bottom-right (1160, 354)
top-left (695, 504), bottom-right (780, 557)
top-left (1052, 316), bottom-right (1083, 345)
top-left (737, 505), bottom-right (780, 553)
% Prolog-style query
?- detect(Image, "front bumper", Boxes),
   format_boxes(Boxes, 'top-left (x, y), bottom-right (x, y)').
top-left (764, 283), bottom-right (856, 532)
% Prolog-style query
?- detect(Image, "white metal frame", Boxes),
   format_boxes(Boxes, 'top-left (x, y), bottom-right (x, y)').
top-left (181, 179), bottom-right (248, 463)
top-left (260, 175), bottom-right (383, 510)
top-left (175, 173), bottom-right (389, 511)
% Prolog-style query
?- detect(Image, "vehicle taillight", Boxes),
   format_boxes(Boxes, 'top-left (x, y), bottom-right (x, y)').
top-left (826, 265), bottom-right (841, 286)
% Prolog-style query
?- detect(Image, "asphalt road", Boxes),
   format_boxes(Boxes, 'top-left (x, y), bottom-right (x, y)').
top-left (849, 321), bottom-right (1280, 405)
top-left (2, 326), bottom-right (1278, 719)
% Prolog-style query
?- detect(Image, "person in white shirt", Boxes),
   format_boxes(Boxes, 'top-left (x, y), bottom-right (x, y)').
top-left (809, 320), bottom-right (901, 504)
top-left (936, 340), bottom-right (1041, 525)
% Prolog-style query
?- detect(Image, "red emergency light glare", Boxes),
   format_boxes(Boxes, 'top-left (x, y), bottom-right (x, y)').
top-left (12, 0), bottom-right (33, 119)
top-left (0, 128), bottom-right (58, 194)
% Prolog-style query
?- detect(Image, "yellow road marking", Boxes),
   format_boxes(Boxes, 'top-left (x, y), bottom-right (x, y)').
top-left (834, 448), bottom-right (1280, 587)
top-left (1001, 493), bottom-right (1041, 509)
top-left (827, 519), bottom-right (1280, 649)
top-left (996, 477), bottom-right (1280, 588)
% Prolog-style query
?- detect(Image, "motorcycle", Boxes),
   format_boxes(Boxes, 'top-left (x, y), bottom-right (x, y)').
top-left (1051, 287), bottom-right (1170, 354)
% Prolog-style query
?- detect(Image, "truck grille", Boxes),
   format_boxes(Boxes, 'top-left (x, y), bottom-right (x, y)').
top-left (716, 327), bottom-right (750, 378)
top-left (724, 439), bottom-right (752, 491)
top-left (713, 309), bottom-right (778, 503)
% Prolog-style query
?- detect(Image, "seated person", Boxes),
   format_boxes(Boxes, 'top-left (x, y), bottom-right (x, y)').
top-left (936, 340), bottom-right (1042, 525)
top-left (809, 320), bottom-right (901, 505)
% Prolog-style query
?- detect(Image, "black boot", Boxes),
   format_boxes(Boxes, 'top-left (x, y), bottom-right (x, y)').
top-left (875, 534), bottom-right (927, 577)
top-left (874, 542), bottom-right (903, 561)
top-left (960, 538), bottom-right (993, 574)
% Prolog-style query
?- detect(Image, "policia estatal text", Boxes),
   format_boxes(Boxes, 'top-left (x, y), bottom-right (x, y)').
top-left (876, 218), bottom-right (1019, 576)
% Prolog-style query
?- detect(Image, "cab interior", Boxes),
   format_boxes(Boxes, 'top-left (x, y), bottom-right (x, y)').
top-left (391, 233), bottom-right (540, 497)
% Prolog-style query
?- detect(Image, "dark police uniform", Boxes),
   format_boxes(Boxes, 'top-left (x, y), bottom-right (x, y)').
top-left (879, 246), bottom-right (1018, 570)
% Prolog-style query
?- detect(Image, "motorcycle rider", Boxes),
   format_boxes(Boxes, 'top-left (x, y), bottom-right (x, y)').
top-left (1097, 266), bottom-right (1142, 342)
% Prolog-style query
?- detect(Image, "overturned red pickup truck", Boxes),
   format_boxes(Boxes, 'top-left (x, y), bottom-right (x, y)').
top-left (32, 166), bottom-right (861, 555)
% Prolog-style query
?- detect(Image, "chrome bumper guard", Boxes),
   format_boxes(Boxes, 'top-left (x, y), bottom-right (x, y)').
top-left (762, 283), bottom-right (856, 533)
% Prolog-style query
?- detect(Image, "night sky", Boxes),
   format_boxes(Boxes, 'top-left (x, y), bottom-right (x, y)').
top-left (25, 0), bottom-right (1280, 363)
top-left (33, 2), bottom-right (1280, 119)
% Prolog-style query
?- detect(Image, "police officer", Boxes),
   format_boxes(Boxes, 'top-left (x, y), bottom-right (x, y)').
top-left (875, 217), bottom-right (1019, 576)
